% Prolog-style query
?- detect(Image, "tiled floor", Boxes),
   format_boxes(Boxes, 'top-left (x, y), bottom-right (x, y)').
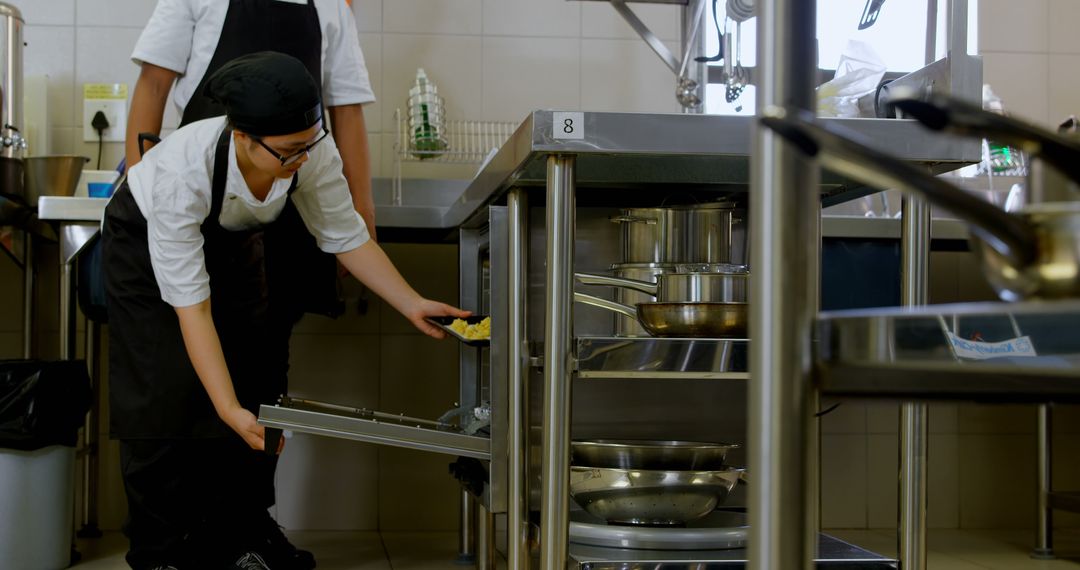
top-left (71, 528), bottom-right (1080, 569)
top-left (829, 528), bottom-right (1080, 569)
top-left (71, 530), bottom-right (508, 570)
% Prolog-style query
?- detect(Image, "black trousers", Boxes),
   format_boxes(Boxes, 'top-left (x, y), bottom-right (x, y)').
top-left (119, 437), bottom-right (278, 569)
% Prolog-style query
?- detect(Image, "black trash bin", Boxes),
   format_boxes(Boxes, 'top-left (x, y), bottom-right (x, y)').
top-left (0, 359), bottom-right (92, 569)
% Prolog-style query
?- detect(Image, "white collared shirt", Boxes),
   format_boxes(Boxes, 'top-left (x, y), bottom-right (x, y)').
top-left (131, 0), bottom-right (375, 116)
top-left (125, 117), bottom-right (370, 308)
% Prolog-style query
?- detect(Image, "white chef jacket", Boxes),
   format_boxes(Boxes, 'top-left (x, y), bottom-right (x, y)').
top-left (131, 0), bottom-right (375, 117)
top-left (125, 116), bottom-right (370, 308)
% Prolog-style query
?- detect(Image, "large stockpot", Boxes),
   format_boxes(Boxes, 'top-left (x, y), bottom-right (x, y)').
top-left (612, 202), bottom-right (748, 265)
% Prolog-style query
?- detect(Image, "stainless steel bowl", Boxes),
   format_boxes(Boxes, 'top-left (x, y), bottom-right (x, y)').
top-left (572, 440), bottom-right (738, 470)
top-left (569, 466), bottom-right (744, 526)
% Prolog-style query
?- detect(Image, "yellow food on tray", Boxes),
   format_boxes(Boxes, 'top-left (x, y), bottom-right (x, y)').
top-left (450, 317), bottom-right (491, 340)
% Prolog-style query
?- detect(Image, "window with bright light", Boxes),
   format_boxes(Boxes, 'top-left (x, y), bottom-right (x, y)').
top-left (704, 0), bottom-right (978, 115)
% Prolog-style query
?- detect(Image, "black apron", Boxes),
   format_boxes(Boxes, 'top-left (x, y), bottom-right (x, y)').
top-left (182, 0), bottom-right (342, 320)
top-left (104, 127), bottom-right (295, 438)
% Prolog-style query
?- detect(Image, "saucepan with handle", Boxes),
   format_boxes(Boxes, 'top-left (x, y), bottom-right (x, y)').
top-left (759, 99), bottom-right (1080, 301)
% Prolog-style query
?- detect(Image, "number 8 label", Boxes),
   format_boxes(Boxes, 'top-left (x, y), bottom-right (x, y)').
top-left (553, 112), bottom-right (584, 140)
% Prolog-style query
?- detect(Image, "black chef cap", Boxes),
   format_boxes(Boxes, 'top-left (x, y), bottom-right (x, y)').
top-left (203, 51), bottom-right (323, 137)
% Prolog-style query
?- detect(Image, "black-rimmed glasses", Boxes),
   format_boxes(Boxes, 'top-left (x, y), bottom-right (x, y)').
top-left (255, 126), bottom-right (330, 166)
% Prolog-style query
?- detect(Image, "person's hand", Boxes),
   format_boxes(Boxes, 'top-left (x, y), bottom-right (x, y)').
top-left (220, 405), bottom-right (274, 451)
top-left (406, 298), bottom-right (471, 339)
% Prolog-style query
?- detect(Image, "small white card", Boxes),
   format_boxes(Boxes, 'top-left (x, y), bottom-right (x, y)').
top-left (946, 333), bottom-right (1037, 360)
top-left (552, 112), bottom-right (585, 140)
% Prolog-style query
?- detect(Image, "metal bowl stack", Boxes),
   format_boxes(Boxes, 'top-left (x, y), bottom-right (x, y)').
top-left (569, 440), bottom-right (745, 526)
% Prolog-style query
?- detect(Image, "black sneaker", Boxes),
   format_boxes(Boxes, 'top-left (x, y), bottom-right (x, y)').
top-left (231, 551), bottom-right (272, 570)
top-left (256, 521), bottom-right (316, 570)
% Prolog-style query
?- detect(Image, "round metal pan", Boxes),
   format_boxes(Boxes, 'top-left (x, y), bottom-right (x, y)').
top-left (569, 466), bottom-right (745, 526)
top-left (572, 440), bottom-right (739, 471)
top-left (574, 292), bottom-right (749, 338)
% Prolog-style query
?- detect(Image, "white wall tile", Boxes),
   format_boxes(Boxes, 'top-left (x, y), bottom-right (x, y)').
top-left (867, 433), bottom-right (898, 528)
top-left (48, 126), bottom-right (75, 155)
top-left (957, 404), bottom-right (1037, 434)
top-left (379, 34), bottom-right (482, 133)
top-left (275, 434), bottom-right (380, 530)
top-left (378, 243), bottom-right (459, 334)
top-left (930, 403), bottom-right (959, 434)
top-left (581, 38), bottom-right (683, 114)
top-left (76, 0), bottom-right (157, 27)
top-left (482, 0), bottom-right (580, 38)
top-left (482, 36), bottom-right (580, 122)
top-left (1049, 0), bottom-right (1080, 54)
top-left (5, 0), bottom-right (75, 26)
top-left (0, 332), bottom-right (20, 359)
top-left (291, 280), bottom-right (382, 335)
top-left (982, 52), bottom-right (1050, 127)
top-left (866, 402), bottom-right (899, 434)
top-left (928, 434), bottom-right (960, 529)
top-left (821, 401), bottom-right (867, 435)
top-left (288, 333), bottom-right (381, 408)
top-left (958, 434), bottom-right (1036, 528)
top-left (358, 33), bottom-right (383, 133)
top-left (25, 25), bottom-right (76, 129)
top-left (74, 26), bottom-right (143, 142)
top-left (581, 2), bottom-right (679, 41)
top-left (978, 0), bottom-right (1048, 53)
top-left (384, 0), bottom-right (482, 35)
top-left (352, 0), bottom-right (382, 33)
top-left (1048, 54), bottom-right (1080, 125)
top-left (821, 434), bottom-right (868, 528)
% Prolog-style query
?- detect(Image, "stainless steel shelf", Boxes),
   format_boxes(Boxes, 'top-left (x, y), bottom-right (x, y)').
top-left (38, 196), bottom-right (107, 222)
top-left (816, 301), bottom-right (1080, 402)
top-left (258, 398), bottom-right (490, 460)
top-left (576, 337), bottom-right (749, 379)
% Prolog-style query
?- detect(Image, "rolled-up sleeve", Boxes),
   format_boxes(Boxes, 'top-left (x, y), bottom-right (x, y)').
top-left (146, 170), bottom-right (213, 307)
top-left (321, 0), bottom-right (375, 107)
top-left (131, 0), bottom-right (195, 74)
top-left (290, 139), bottom-right (370, 253)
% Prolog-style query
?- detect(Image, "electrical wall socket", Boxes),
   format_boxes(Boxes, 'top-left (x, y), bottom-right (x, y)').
top-left (83, 98), bottom-right (127, 142)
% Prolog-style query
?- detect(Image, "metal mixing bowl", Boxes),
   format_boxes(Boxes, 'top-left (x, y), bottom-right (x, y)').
top-left (569, 466), bottom-right (744, 526)
top-left (571, 440), bottom-right (738, 471)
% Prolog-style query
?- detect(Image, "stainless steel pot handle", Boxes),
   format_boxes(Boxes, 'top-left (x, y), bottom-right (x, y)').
top-left (575, 272), bottom-right (659, 296)
top-left (891, 91), bottom-right (1080, 187)
top-left (609, 215), bottom-right (657, 224)
top-left (573, 292), bottom-right (638, 321)
top-left (759, 105), bottom-right (1039, 269)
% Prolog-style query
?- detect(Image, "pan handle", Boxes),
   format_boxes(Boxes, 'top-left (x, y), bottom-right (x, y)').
top-left (890, 91), bottom-right (1080, 187)
top-left (574, 292), bottom-right (639, 321)
top-left (575, 272), bottom-right (658, 296)
top-left (759, 106), bottom-right (1039, 270)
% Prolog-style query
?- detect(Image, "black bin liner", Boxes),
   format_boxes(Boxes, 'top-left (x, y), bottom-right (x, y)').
top-left (0, 360), bottom-right (92, 451)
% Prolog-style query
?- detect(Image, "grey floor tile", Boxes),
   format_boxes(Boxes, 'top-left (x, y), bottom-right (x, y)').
top-left (381, 531), bottom-right (507, 569)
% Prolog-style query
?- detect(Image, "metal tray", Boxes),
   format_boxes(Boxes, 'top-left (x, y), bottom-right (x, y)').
top-left (568, 507), bottom-right (748, 550)
top-left (425, 315), bottom-right (491, 346)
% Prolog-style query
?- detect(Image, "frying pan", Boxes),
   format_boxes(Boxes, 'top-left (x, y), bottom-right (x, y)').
top-left (574, 292), bottom-right (748, 338)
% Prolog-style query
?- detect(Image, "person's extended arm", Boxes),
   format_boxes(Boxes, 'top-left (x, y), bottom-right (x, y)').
top-left (174, 299), bottom-right (270, 450)
top-left (337, 241), bottom-right (468, 337)
top-left (328, 104), bottom-right (376, 241)
top-left (125, 63), bottom-right (177, 168)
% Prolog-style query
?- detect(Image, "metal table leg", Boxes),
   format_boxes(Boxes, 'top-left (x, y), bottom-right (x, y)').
top-left (539, 155), bottom-right (575, 569)
top-left (750, 1), bottom-right (818, 567)
top-left (1033, 404), bottom-right (1054, 559)
top-left (898, 196), bottom-right (930, 570)
top-left (507, 188), bottom-right (530, 570)
top-left (477, 501), bottom-right (496, 570)
top-left (458, 490), bottom-right (476, 564)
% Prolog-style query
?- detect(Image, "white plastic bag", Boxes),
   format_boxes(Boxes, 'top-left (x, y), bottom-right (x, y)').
top-left (817, 40), bottom-right (887, 118)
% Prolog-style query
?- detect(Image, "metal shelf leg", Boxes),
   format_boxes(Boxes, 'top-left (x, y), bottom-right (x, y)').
top-left (1033, 404), bottom-right (1054, 559)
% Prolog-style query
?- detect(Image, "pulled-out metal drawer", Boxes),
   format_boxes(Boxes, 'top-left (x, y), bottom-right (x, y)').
top-left (258, 397), bottom-right (490, 460)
